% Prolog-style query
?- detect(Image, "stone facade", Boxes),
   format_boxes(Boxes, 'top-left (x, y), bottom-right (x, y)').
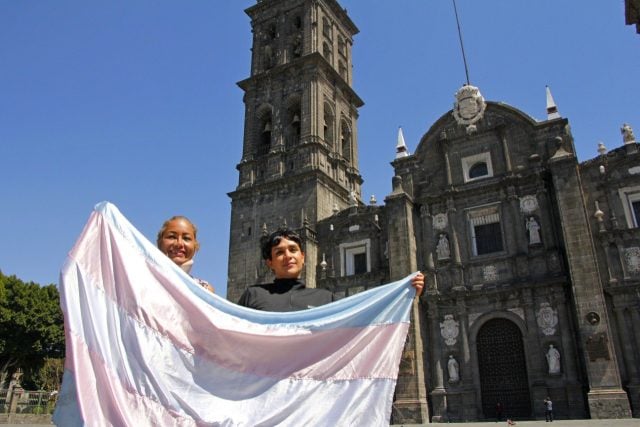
top-left (227, 0), bottom-right (639, 423)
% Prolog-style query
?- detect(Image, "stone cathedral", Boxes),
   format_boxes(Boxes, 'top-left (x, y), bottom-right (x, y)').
top-left (226, 0), bottom-right (639, 423)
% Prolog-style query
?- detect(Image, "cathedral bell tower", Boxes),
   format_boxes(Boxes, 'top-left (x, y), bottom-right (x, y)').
top-left (227, 0), bottom-right (364, 302)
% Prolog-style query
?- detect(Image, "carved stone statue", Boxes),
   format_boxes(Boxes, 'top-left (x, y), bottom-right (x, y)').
top-left (348, 190), bottom-right (358, 207)
top-left (526, 217), bottom-right (541, 245)
top-left (621, 123), bottom-right (636, 144)
top-left (546, 344), bottom-right (561, 374)
top-left (436, 234), bottom-right (450, 260)
top-left (447, 355), bottom-right (460, 383)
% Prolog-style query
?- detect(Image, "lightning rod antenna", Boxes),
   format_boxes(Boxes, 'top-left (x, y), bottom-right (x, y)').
top-left (452, 0), bottom-right (470, 85)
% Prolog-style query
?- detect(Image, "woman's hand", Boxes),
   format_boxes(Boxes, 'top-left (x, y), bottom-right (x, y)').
top-left (411, 272), bottom-right (425, 297)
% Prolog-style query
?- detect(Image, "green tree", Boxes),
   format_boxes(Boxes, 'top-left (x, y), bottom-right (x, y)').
top-left (0, 271), bottom-right (64, 390)
top-left (33, 357), bottom-right (64, 391)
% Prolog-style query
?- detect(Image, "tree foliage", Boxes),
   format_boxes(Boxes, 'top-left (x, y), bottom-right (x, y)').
top-left (33, 357), bottom-right (64, 391)
top-left (0, 271), bottom-right (64, 389)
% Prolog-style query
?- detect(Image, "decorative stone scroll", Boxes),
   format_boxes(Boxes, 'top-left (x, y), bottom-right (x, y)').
top-left (440, 314), bottom-right (460, 346)
top-left (536, 302), bottom-right (558, 336)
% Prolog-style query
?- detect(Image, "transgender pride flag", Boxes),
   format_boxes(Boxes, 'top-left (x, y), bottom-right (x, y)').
top-left (53, 202), bottom-right (416, 426)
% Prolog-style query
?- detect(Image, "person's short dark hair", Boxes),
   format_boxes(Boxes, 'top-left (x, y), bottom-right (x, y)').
top-left (261, 228), bottom-right (303, 260)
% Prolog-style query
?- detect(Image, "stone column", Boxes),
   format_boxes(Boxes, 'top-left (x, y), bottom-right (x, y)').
top-left (428, 303), bottom-right (447, 422)
top-left (456, 294), bottom-right (477, 420)
top-left (522, 288), bottom-right (547, 418)
top-left (548, 140), bottom-right (631, 418)
top-left (499, 128), bottom-right (513, 173)
top-left (601, 240), bottom-right (618, 284)
top-left (385, 176), bottom-right (428, 424)
top-left (556, 291), bottom-right (586, 418)
top-left (456, 296), bottom-right (471, 382)
top-left (444, 143), bottom-right (453, 186)
top-left (385, 176), bottom-right (417, 281)
top-left (630, 309), bottom-right (640, 371)
top-left (628, 308), bottom-right (640, 413)
top-left (508, 189), bottom-right (527, 254)
top-left (522, 289), bottom-right (544, 373)
top-left (613, 306), bottom-right (639, 380)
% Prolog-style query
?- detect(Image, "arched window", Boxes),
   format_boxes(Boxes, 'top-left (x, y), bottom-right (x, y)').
top-left (341, 120), bottom-right (351, 162)
top-left (323, 103), bottom-right (335, 147)
top-left (469, 161), bottom-right (488, 179)
top-left (256, 106), bottom-right (273, 156)
top-left (338, 60), bottom-right (347, 80)
top-left (286, 101), bottom-right (301, 147)
top-left (338, 35), bottom-right (346, 56)
top-left (323, 17), bottom-right (332, 39)
top-left (462, 152), bottom-right (493, 182)
top-left (259, 119), bottom-right (272, 155)
top-left (323, 42), bottom-right (333, 64)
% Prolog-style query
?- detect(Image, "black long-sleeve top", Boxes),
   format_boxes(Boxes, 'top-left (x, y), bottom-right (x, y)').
top-left (237, 278), bottom-right (335, 312)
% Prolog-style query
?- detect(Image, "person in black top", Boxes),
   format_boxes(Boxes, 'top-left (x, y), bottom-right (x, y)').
top-left (238, 228), bottom-right (424, 311)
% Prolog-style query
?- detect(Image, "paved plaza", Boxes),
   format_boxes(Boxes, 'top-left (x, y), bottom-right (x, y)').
top-left (4, 419), bottom-right (640, 426)
top-left (396, 420), bottom-right (639, 427)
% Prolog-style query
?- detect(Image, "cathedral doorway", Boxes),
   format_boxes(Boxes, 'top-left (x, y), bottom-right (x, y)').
top-left (476, 318), bottom-right (532, 419)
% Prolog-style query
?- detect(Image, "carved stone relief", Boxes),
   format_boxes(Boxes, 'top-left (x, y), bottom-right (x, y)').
top-left (440, 314), bottom-right (460, 346)
top-left (483, 265), bottom-right (498, 283)
top-left (624, 247), bottom-right (640, 274)
top-left (520, 195), bottom-right (539, 215)
top-left (433, 213), bottom-right (448, 231)
top-left (536, 302), bottom-right (558, 336)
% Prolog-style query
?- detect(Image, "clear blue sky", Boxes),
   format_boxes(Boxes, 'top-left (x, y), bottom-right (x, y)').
top-left (1, 1), bottom-right (638, 298)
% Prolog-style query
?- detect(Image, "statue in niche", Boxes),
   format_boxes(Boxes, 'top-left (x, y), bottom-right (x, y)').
top-left (436, 234), bottom-right (450, 260)
top-left (546, 344), bottom-right (561, 375)
top-left (526, 216), bottom-right (541, 245)
top-left (447, 355), bottom-right (460, 383)
top-left (621, 123), bottom-right (636, 144)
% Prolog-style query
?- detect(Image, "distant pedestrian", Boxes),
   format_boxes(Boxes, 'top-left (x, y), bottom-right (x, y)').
top-left (544, 396), bottom-right (553, 422)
